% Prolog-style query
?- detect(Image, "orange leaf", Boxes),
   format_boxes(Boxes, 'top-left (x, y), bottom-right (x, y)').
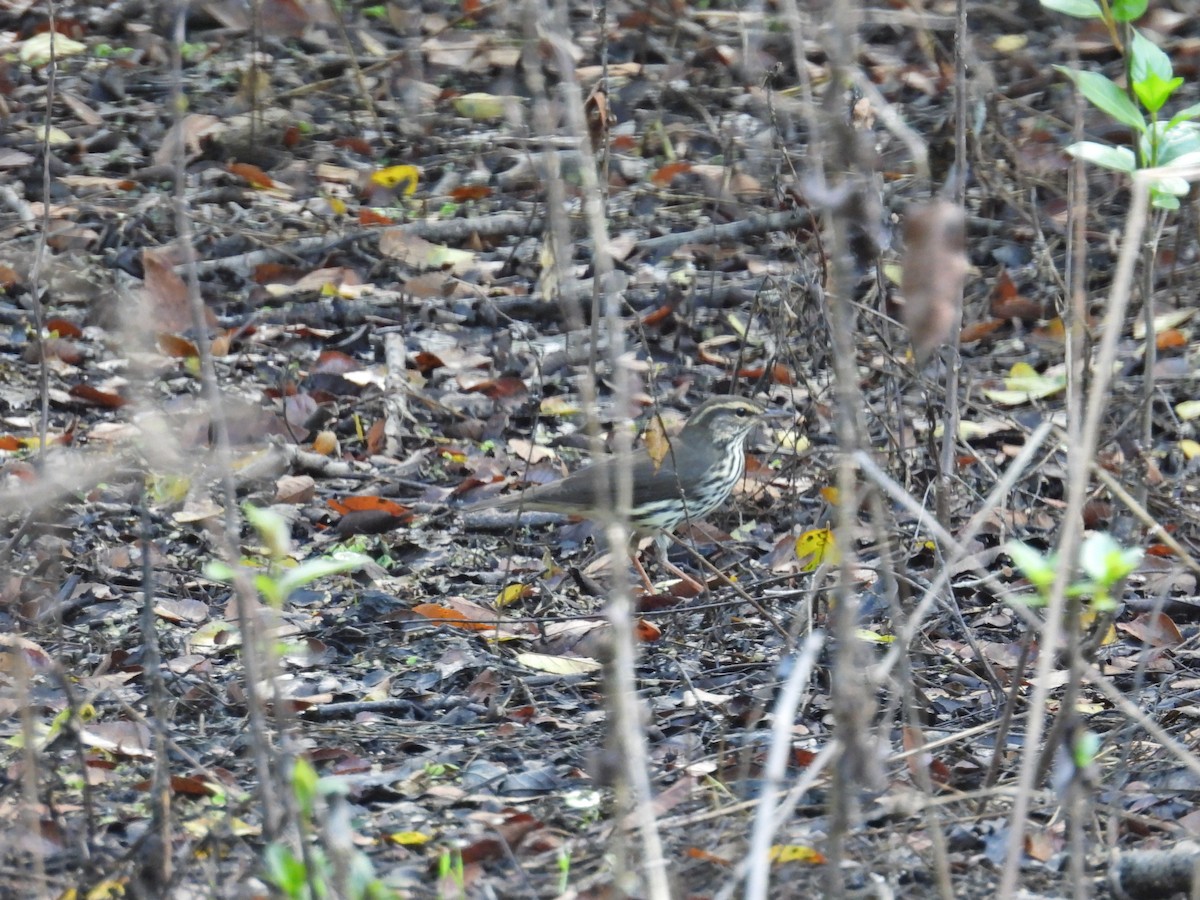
top-left (959, 319), bottom-right (1006, 344)
top-left (227, 161), bottom-right (274, 189)
top-left (358, 208), bottom-right (394, 226)
top-left (1157, 328), bottom-right (1187, 350)
top-left (635, 618), bottom-right (662, 642)
top-left (650, 161), bottom-right (693, 186)
top-left (450, 185), bottom-right (492, 202)
top-left (327, 496), bottom-right (409, 516)
top-left (69, 384), bottom-right (126, 409)
top-left (45, 317), bottom-right (82, 338)
top-left (410, 603), bottom-right (493, 632)
top-left (156, 333), bottom-right (199, 359)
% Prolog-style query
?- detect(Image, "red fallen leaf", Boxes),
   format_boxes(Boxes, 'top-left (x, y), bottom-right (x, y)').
top-left (358, 208), bottom-right (394, 226)
top-left (618, 10), bottom-right (654, 27)
top-left (156, 333), bottom-right (199, 359)
top-left (170, 775), bottom-right (221, 797)
top-left (227, 161), bottom-right (273, 189)
top-left (464, 376), bottom-right (527, 399)
top-left (1081, 500), bottom-right (1112, 529)
top-left (611, 134), bottom-right (637, 152)
top-left (45, 317), bottom-right (82, 338)
top-left (640, 303), bottom-right (674, 327)
top-left (0, 265), bottom-right (20, 288)
top-left (252, 262), bottom-right (304, 284)
top-left (956, 454), bottom-right (979, 467)
top-left (69, 384), bottom-right (126, 409)
top-left (450, 185), bottom-right (492, 202)
top-left (651, 161), bottom-right (693, 186)
top-left (959, 319), bottom-right (1006, 344)
top-left (334, 136), bottom-right (374, 157)
top-left (793, 748), bottom-right (818, 767)
top-left (282, 125), bottom-right (301, 149)
top-left (411, 351), bottom-right (445, 374)
top-left (28, 18), bottom-right (86, 39)
top-left (1145, 543), bottom-right (1175, 557)
top-left (635, 618), bottom-right (662, 642)
top-left (365, 419), bottom-right (386, 455)
top-left (990, 270), bottom-right (1044, 320)
top-left (0, 436), bottom-right (21, 451)
top-left (459, 814), bottom-right (543, 865)
top-left (313, 350), bottom-right (359, 374)
top-left (263, 381), bottom-right (300, 399)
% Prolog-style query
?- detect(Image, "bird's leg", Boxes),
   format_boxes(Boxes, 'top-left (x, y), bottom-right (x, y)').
top-left (630, 550), bottom-right (658, 595)
top-left (648, 534), bottom-right (705, 596)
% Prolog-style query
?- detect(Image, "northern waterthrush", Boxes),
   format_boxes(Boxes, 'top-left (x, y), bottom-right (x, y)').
top-left (473, 396), bottom-right (767, 588)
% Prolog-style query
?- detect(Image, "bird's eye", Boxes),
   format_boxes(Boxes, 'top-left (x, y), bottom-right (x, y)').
top-left (735, 407), bottom-right (749, 417)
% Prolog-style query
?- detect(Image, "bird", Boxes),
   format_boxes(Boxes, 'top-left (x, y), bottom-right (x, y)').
top-left (471, 396), bottom-right (768, 591)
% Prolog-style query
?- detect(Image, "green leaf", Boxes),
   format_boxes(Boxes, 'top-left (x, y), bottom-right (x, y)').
top-left (1072, 730), bottom-right (1102, 768)
top-left (1111, 0), bottom-right (1148, 21)
top-left (1130, 29), bottom-right (1173, 84)
top-left (274, 552), bottom-right (370, 601)
top-left (1079, 533), bottom-right (1142, 587)
top-left (1155, 122), bottom-right (1200, 165)
top-left (1133, 71), bottom-right (1182, 114)
top-left (291, 757), bottom-right (319, 817)
top-left (1065, 141), bottom-right (1136, 172)
top-left (1056, 67), bottom-right (1146, 132)
top-left (1167, 102), bottom-right (1200, 130)
top-left (244, 503), bottom-right (291, 560)
top-left (1007, 541), bottom-right (1057, 592)
top-left (1039, 0), bottom-right (1103, 17)
top-left (262, 843), bottom-right (307, 895)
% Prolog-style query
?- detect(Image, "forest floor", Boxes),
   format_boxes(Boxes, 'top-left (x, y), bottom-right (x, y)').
top-left (2, 0), bottom-right (1200, 897)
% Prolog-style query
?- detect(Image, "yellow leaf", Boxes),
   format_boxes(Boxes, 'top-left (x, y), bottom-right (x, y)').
top-left (1180, 439), bottom-right (1200, 460)
top-left (388, 831), bottom-right (433, 846)
top-left (993, 34), bottom-right (1028, 53)
top-left (494, 583), bottom-right (532, 608)
top-left (539, 396), bottom-right (580, 417)
top-left (1176, 400), bottom-right (1200, 422)
top-left (369, 164), bottom-right (420, 194)
top-left (795, 526), bottom-right (839, 572)
top-left (855, 629), bottom-right (895, 644)
top-left (981, 362), bottom-right (1067, 406)
top-left (769, 844), bottom-right (826, 864)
